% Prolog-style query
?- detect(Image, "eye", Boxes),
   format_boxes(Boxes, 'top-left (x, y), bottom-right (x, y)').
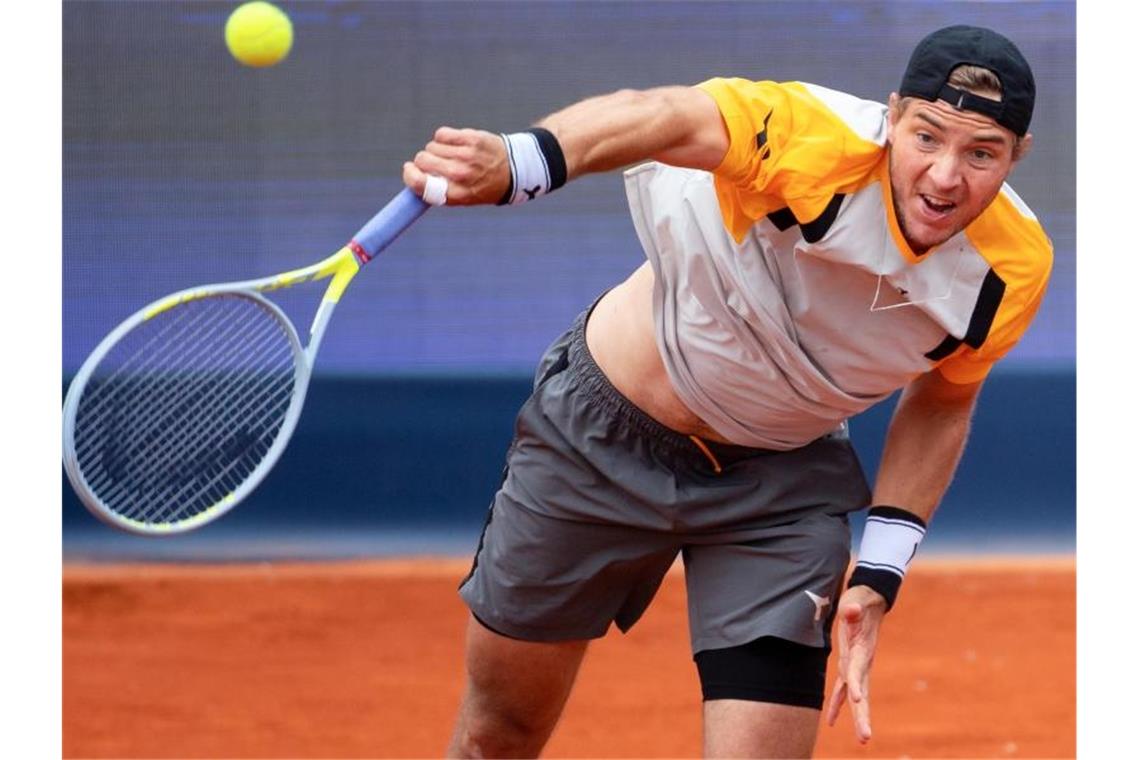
top-left (914, 131), bottom-right (940, 151)
top-left (969, 148), bottom-right (995, 164)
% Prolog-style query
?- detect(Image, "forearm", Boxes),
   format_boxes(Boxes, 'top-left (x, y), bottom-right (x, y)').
top-left (403, 85), bottom-right (726, 206)
top-left (846, 373), bottom-right (981, 611)
top-left (872, 374), bottom-right (980, 522)
top-left (537, 86), bottom-right (726, 179)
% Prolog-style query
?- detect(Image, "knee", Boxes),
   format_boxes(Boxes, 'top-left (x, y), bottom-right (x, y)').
top-left (451, 703), bottom-right (552, 758)
top-left (448, 615), bottom-right (585, 757)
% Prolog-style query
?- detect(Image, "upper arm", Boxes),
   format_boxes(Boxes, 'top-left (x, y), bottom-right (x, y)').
top-left (536, 85), bottom-right (729, 180)
top-left (651, 86), bottom-right (731, 171)
top-left (904, 369), bottom-right (985, 410)
top-left (693, 78), bottom-right (886, 241)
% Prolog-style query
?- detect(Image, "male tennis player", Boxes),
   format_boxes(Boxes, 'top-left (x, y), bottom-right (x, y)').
top-left (404, 25), bottom-right (1050, 758)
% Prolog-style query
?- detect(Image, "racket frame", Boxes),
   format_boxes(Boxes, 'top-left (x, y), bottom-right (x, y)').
top-left (62, 247), bottom-right (361, 535)
top-left (63, 187), bottom-right (432, 534)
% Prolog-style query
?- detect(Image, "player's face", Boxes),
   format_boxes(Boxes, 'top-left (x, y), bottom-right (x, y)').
top-left (886, 94), bottom-right (1026, 254)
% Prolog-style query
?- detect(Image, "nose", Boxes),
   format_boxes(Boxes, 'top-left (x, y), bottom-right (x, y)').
top-left (926, 150), bottom-right (963, 193)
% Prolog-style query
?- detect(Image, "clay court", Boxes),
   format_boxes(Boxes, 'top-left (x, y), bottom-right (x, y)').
top-left (63, 556), bottom-right (1074, 758)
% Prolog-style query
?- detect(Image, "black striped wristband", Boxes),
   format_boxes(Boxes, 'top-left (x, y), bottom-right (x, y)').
top-left (497, 128), bottom-right (568, 206)
top-left (847, 505), bottom-right (927, 611)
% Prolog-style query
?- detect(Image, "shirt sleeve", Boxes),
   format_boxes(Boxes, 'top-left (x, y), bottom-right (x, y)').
top-left (936, 275), bottom-right (1050, 384)
top-left (696, 78), bottom-right (883, 242)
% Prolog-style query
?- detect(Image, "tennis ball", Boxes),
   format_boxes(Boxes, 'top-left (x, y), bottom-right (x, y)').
top-left (225, 1), bottom-right (293, 68)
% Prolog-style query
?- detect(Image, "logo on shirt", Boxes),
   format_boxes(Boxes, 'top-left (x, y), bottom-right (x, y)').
top-left (804, 590), bottom-right (831, 622)
top-left (755, 110), bottom-right (773, 160)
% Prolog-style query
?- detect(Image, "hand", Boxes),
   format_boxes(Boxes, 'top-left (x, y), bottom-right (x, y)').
top-left (826, 585), bottom-right (888, 743)
top-left (403, 127), bottom-right (510, 206)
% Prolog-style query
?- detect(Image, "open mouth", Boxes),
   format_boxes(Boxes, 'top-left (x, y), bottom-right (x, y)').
top-left (920, 194), bottom-right (956, 217)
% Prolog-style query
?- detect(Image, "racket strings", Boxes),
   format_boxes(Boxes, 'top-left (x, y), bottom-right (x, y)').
top-left (76, 320), bottom-right (255, 468)
top-left (72, 310), bottom-right (250, 467)
top-left (80, 327), bottom-right (294, 522)
top-left (117, 363), bottom-right (296, 522)
top-left (73, 313), bottom-right (283, 493)
top-left (82, 340), bottom-right (295, 520)
top-left (76, 310), bottom-right (287, 469)
top-left (113, 339), bottom-right (292, 500)
top-left (75, 295), bottom-right (236, 423)
top-left (139, 391), bottom-right (291, 524)
top-left (74, 296), bottom-right (272, 440)
top-left (72, 294), bottom-right (299, 525)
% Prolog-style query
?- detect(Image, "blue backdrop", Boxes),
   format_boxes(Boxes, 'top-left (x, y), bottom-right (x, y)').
top-left (62, 1), bottom-right (1075, 557)
top-left (64, 0), bottom-right (1074, 374)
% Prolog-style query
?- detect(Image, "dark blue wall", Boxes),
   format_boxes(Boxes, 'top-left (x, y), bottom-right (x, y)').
top-left (63, 368), bottom-right (1074, 558)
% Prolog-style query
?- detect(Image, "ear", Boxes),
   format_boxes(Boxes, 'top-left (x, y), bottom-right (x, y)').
top-left (886, 92), bottom-right (902, 141)
top-left (1012, 132), bottom-right (1034, 163)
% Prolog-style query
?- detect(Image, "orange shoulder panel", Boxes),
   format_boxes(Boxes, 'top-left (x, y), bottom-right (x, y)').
top-left (696, 78), bottom-right (883, 241)
top-left (937, 191), bottom-right (1054, 384)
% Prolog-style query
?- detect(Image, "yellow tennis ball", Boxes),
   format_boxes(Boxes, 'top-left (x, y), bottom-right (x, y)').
top-left (225, 1), bottom-right (293, 68)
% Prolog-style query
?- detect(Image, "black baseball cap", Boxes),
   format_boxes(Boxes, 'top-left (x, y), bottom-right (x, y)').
top-left (899, 25), bottom-right (1035, 136)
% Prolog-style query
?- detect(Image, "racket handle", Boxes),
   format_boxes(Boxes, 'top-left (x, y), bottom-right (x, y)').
top-left (349, 188), bottom-right (431, 263)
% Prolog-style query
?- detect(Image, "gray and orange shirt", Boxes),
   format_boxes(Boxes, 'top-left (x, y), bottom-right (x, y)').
top-left (623, 78), bottom-right (1052, 450)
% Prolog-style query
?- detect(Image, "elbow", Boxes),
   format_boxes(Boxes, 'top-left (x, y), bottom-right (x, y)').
top-left (906, 371), bottom-right (985, 410)
top-left (610, 86), bottom-right (693, 123)
top-left (613, 86), bottom-right (670, 104)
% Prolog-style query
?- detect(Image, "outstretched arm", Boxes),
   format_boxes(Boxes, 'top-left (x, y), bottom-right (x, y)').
top-left (402, 86), bottom-right (728, 205)
top-left (869, 370), bottom-right (983, 521)
top-left (827, 370), bottom-right (984, 743)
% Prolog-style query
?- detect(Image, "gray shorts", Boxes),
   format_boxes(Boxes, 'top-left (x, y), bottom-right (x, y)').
top-left (459, 301), bottom-right (871, 654)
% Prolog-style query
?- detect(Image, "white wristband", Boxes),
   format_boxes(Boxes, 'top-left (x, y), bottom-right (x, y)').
top-left (848, 506), bottom-right (927, 610)
top-left (501, 132), bottom-right (549, 204)
top-left (497, 128), bottom-right (568, 205)
top-left (855, 507), bottom-right (927, 579)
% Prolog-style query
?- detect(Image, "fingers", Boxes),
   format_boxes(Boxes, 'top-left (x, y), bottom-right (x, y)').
top-left (847, 644), bottom-right (872, 703)
top-left (403, 155), bottom-right (457, 205)
top-left (828, 601), bottom-right (854, 727)
top-left (432, 125), bottom-right (477, 145)
top-left (422, 174), bottom-right (448, 206)
top-left (830, 663), bottom-right (873, 743)
top-left (826, 679), bottom-right (846, 726)
top-left (827, 596), bottom-right (876, 742)
top-left (402, 161), bottom-right (430, 197)
top-left (420, 128), bottom-right (475, 158)
top-left (401, 127), bottom-right (508, 206)
top-left (851, 689), bottom-right (873, 743)
top-left (411, 149), bottom-right (467, 185)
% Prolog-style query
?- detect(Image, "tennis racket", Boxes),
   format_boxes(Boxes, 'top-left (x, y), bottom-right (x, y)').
top-left (63, 185), bottom-right (439, 535)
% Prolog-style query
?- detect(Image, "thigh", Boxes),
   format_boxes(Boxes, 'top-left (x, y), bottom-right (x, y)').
top-left (459, 491), bottom-right (679, 640)
top-left (683, 510), bottom-right (852, 653)
top-left (684, 513), bottom-right (850, 756)
top-left (460, 307), bottom-right (682, 641)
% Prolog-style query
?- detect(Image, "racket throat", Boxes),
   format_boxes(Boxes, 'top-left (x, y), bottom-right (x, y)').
top-left (306, 299), bottom-right (338, 359)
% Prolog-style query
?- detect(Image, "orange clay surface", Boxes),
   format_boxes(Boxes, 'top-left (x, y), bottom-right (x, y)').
top-left (64, 557), bottom-right (1074, 758)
